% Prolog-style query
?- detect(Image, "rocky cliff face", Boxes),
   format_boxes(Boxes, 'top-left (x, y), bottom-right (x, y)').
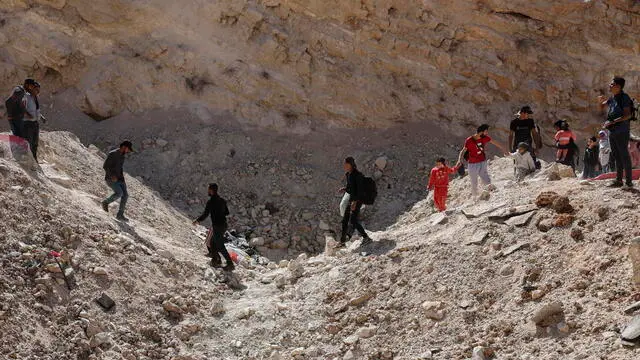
top-left (2, 0), bottom-right (640, 133)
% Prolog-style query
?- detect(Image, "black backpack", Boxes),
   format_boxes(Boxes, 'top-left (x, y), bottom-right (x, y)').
top-left (631, 97), bottom-right (639, 121)
top-left (361, 176), bottom-right (377, 205)
top-left (5, 87), bottom-right (25, 120)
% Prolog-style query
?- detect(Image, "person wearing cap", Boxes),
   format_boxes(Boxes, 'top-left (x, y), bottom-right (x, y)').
top-left (509, 106), bottom-right (540, 168)
top-left (5, 84), bottom-right (27, 138)
top-left (598, 76), bottom-right (634, 188)
top-left (101, 141), bottom-right (133, 221)
top-left (22, 79), bottom-right (46, 161)
top-left (508, 142), bottom-right (536, 182)
top-left (192, 183), bottom-right (234, 271)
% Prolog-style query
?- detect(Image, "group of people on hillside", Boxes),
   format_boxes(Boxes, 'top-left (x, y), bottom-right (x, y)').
top-left (427, 76), bottom-right (639, 213)
top-left (5, 76), bottom-right (638, 271)
top-left (5, 79), bottom-right (46, 161)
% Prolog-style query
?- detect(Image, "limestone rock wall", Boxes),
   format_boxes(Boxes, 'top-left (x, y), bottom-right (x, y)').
top-left (1, 0), bottom-right (640, 133)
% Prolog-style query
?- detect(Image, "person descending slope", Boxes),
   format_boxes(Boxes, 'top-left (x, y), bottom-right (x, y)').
top-left (427, 157), bottom-right (460, 212)
top-left (339, 157), bottom-right (373, 247)
top-left (101, 141), bottom-right (133, 221)
top-left (193, 183), bottom-right (234, 271)
top-left (21, 79), bottom-right (46, 161)
top-left (456, 124), bottom-right (507, 201)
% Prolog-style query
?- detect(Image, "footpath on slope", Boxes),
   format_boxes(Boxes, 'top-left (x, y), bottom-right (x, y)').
top-left (2, 132), bottom-right (640, 360)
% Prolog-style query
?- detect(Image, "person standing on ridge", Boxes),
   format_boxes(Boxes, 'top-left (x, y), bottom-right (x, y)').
top-left (427, 157), bottom-right (460, 212)
top-left (456, 124), bottom-right (507, 200)
top-left (508, 106), bottom-right (541, 168)
top-left (22, 79), bottom-right (46, 161)
top-left (599, 76), bottom-right (634, 188)
top-left (101, 141), bottom-right (133, 221)
top-left (5, 83), bottom-right (27, 138)
top-left (339, 157), bottom-right (372, 247)
top-left (582, 136), bottom-right (600, 179)
top-left (193, 183), bottom-right (234, 271)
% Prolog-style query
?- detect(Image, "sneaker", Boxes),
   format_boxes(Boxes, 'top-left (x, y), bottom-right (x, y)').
top-left (223, 262), bottom-right (235, 271)
top-left (622, 183), bottom-right (634, 190)
top-left (608, 180), bottom-right (623, 188)
top-left (116, 214), bottom-right (129, 222)
top-left (101, 201), bottom-right (109, 212)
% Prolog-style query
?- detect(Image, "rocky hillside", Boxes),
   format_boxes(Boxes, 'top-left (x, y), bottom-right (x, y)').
top-left (2, 131), bottom-right (640, 359)
top-left (3, 1), bottom-right (640, 258)
top-left (1, 0), bottom-right (640, 133)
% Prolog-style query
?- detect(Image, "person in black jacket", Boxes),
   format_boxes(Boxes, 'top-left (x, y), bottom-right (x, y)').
top-left (193, 183), bottom-right (234, 270)
top-left (339, 157), bottom-right (371, 246)
top-left (101, 141), bottom-right (133, 221)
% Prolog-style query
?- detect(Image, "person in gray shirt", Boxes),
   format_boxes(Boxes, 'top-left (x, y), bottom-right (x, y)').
top-left (22, 79), bottom-right (46, 161)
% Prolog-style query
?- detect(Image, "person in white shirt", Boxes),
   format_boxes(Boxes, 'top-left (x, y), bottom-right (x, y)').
top-left (509, 142), bottom-right (536, 182)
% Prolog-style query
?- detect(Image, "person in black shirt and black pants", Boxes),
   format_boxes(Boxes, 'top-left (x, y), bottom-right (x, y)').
top-left (193, 183), bottom-right (234, 270)
top-left (339, 157), bottom-right (372, 247)
top-left (509, 106), bottom-right (541, 168)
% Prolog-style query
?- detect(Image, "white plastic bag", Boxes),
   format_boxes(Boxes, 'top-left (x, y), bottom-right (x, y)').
top-left (339, 193), bottom-right (350, 217)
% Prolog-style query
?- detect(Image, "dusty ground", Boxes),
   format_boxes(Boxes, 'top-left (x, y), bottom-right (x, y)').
top-left (2, 131), bottom-right (640, 360)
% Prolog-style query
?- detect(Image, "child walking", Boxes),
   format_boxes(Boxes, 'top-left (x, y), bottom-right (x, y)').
top-left (555, 121), bottom-right (577, 163)
top-left (427, 157), bottom-right (460, 212)
top-left (598, 130), bottom-right (612, 173)
top-left (509, 142), bottom-right (536, 182)
top-left (582, 136), bottom-right (600, 179)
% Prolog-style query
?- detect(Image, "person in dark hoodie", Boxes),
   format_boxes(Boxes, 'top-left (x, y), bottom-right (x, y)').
top-left (338, 157), bottom-right (372, 247)
top-left (5, 85), bottom-right (27, 137)
top-left (101, 141), bottom-right (133, 221)
top-left (193, 183), bottom-right (234, 271)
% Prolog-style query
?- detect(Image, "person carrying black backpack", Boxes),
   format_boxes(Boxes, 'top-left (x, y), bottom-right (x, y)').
top-left (599, 76), bottom-right (634, 188)
top-left (5, 85), bottom-right (27, 137)
top-left (338, 157), bottom-right (372, 246)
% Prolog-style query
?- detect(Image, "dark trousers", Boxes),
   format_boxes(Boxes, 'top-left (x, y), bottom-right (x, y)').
top-left (104, 180), bottom-right (128, 216)
top-left (9, 119), bottom-right (24, 137)
top-left (609, 131), bottom-right (632, 184)
top-left (208, 225), bottom-right (232, 265)
top-left (22, 121), bottom-right (39, 161)
top-left (341, 202), bottom-right (368, 241)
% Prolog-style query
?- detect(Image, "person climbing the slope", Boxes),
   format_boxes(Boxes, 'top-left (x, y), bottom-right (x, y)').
top-left (427, 157), bottom-right (460, 212)
top-left (101, 141), bottom-right (133, 221)
top-left (599, 76), bottom-right (634, 188)
top-left (456, 124), bottom-right (507, 200)
top-left (193, 183), bottom-right (234, 271)
top-left (509, 142), bottom-right (536, 182)
top-left (582, 136), bottom-right (600, 179)
top-left (509, 106), bottom-right (541, 169)
top-left (339, 157), bottom-right (372, 247)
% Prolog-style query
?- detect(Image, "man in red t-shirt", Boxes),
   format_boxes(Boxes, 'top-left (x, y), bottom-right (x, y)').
top-left (457, 124), bottom-right (507, 199)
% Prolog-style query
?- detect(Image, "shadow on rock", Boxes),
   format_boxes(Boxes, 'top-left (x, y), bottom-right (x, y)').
top-left (356, 238), bottom-right (396, 256)
top-left (221, 271), bottom-right (246, 291)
